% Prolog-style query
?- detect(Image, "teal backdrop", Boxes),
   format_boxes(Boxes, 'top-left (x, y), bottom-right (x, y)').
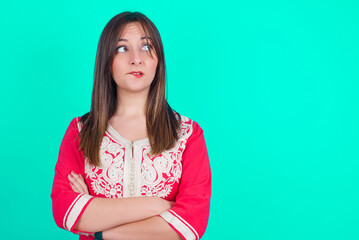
top-left (1, 0), bottom-right (358, 239)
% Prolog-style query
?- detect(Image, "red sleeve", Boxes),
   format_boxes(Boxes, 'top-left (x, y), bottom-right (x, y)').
top-left (160, 121), bottom-right (211, 240)
top-left (51, 117), bottom-right (95, 236)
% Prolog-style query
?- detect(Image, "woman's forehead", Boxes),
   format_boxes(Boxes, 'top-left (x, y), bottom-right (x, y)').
top-left (118, 22), bottom-right (151, 39)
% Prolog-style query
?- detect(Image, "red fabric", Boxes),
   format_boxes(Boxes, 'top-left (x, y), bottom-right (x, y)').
top-left (51, 118), bottom-right (95, 237)
top-left (51, 116), bottom-right (211, 240)
top-left (159, 121), bottom-right (211, 240)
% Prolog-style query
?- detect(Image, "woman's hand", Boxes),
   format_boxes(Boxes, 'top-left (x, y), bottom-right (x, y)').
top-left (67, 171), bottom-right (89, 195)
top-left (158, 198), bottom-right (175, 213)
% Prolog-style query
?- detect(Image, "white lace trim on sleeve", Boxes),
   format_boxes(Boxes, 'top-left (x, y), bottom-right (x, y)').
top-left (160, 210), bottom-right (199, 240)
top-left (63, 194), bottom-right (92, 231)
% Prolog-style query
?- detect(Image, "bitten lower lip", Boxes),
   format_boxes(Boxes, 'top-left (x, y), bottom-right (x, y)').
top-left (129, 72), bottom-right (144, 78)
top-left (130, 73), bottom-right (143, 78)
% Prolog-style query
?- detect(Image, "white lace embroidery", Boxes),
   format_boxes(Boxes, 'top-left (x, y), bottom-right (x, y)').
top-left (84, 136), bottom-right (125, 198)
top-left (84, 115), bottom-right (193, 198)
top-left (140, 116), bottom-right (193, 198)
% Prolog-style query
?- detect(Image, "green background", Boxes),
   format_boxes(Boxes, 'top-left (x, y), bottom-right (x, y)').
top-left (1, 0), bottom-right (358, 239)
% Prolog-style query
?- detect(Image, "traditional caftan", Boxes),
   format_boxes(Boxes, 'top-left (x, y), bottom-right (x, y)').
top-left (51, 114), bottom-right (211, 240)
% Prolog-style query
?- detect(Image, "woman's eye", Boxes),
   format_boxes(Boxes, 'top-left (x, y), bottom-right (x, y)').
top-left (115, 44), bottom-right (152, 53)
top-left (116, 46), bottom-right (127, 53)
top-left (142, 44), bottom-right (153, 51)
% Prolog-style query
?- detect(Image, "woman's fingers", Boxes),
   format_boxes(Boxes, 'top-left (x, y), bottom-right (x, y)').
top-left (68, 174), bottom-right (81, 193)
top-left (73, 172), bottom-right (89, 194)
top-left (70, 172), bottom-right (85, 192)
top-left (77, 173), bottom-right (90, 194)
top-left (69, 182), bottom-right (80, 193)
top-left (68, 172), bottom-right (89, 194)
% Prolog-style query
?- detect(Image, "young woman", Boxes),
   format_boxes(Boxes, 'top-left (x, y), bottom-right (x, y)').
top-left (51, 11), bottom-right (211, 240)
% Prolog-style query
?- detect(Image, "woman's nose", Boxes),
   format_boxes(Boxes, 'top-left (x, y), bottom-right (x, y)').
top-left (130, 51), bottom-right (143, 65)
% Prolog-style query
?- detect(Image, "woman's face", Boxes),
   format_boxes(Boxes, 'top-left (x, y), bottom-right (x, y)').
top-left (111, 22), bottom-right (158, 95)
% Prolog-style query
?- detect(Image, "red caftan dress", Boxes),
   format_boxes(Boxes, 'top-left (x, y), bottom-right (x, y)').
top-left (51, 114), bottom-right (211, 240)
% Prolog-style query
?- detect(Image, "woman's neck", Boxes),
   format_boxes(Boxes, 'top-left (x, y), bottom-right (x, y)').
top-left (114, 89), bottom-right (148, 117)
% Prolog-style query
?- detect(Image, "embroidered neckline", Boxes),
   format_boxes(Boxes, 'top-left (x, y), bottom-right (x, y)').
top-left (106, 123), bottom-right (150, 146)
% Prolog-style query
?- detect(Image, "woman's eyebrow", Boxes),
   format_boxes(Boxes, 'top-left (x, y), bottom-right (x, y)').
top-left (117, 36), bottom-right (152, 42)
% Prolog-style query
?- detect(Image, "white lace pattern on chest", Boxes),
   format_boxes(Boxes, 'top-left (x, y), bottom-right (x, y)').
top-left (83, 116), bottom-right (193, 198)
top-left (141, 116), bottom-right (193, 197)
top-left (84, 137), bottom-right (125, 198)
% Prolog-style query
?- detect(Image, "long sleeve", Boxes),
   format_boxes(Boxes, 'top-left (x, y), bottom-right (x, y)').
top-left (51, 117), bottom-right (95, 236)
top-left (159, 121), bottom-right (211, 240)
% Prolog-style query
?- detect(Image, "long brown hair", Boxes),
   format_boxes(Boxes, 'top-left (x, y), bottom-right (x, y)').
top-left (77, 11), bottom-right (181, 166)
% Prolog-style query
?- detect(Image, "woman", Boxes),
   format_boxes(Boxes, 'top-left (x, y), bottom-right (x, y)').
top-left (51, 11), bottom-right (211, 240)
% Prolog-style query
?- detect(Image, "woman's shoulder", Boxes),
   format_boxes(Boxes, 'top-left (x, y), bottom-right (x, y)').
top-left (65, 115), bottom-right (86, 133)
top-left (175, 113), bottom-right (204, 141)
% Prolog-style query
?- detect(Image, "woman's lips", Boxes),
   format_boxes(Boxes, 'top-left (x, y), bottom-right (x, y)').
top-left (129, 71), bottom-right (144, 78)
top-left (131, 73), bottom-right (143, 78)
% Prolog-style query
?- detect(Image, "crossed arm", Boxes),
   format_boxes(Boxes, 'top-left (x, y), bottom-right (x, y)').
top-left (53, 118), bottom-right (210, 240)
top-left (68, 172), bottom-right (182, 240)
